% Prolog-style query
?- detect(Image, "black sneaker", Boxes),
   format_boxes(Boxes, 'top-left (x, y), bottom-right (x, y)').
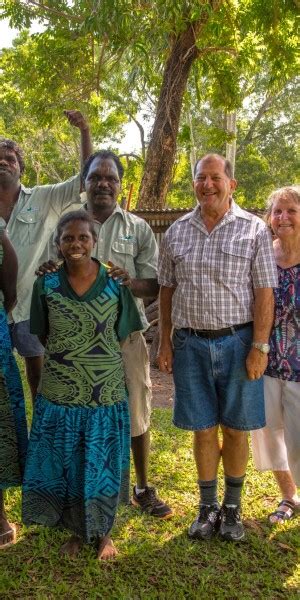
top-left (132, 486), bottom-right (173, 519)
top-left (219, 505), bottom-right (245, 542)
top-left (188, 504), bottom-right (220, 540)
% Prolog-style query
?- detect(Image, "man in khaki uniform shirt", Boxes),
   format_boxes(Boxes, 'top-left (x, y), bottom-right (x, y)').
top-left (0, 110), bottom-right (92, 400)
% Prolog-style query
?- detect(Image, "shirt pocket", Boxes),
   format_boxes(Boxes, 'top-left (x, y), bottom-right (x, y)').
top-left (173, 246), bottom-right (195, 284)
top-left (111, 240), bottom-right (136, 277)
top-left (220, 240), bottom-right (253, 284)
top-left (15, 210), bottom-right (43, 245)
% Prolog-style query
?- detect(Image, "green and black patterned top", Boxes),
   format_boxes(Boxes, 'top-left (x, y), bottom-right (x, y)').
top-left (30, 260), bottom-right (143, 408)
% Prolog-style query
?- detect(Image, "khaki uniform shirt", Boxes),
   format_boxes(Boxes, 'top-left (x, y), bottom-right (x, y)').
top-left (92, 204), bottom-right (158, 328)
top-left (7, 175), bottom-right (81, 323)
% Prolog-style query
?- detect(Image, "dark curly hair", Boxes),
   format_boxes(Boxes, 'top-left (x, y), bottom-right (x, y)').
top-left (54, 210), bottom-right (97, 248)
top-left (82, 150), bottom-right (124, 183)
top-left (0, 138), bottom-right (25, 175)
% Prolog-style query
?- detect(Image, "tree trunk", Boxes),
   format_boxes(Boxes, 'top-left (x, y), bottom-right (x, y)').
top-left (225, 111), bottom-right (237, 176)
top-left (138, 1), bottom-right (222, 209)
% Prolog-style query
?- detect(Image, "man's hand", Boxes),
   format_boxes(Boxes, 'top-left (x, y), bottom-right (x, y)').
top-left (107, 261), bottom-right (131, 286)
top-left (245, 347), bottom-right (268, 380)
top-left (157, 340), bottom-right (173, 374)
top-left (35, 260), bottom-right (60, 276)
top-left (64, 109), bottom-right (89, 132)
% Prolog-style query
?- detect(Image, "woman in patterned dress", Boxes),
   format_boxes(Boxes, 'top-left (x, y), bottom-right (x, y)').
top-left (0, 223), bottom-right (27, 547)
top-left (251, 186), bottom-right (300, 523)
top-left (22, 211), bottom-right (142, 559)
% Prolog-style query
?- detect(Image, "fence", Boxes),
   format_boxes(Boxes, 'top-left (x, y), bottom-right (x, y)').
top-left (131, 207), bottom-right (264, 246)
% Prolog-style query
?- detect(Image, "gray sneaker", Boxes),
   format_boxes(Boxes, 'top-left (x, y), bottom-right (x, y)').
top-left (188, 504), bottom-right (220, 540)
top-left (219, 505), bottom-right (245, 542)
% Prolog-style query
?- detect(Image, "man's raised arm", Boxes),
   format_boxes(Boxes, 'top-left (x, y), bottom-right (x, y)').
top-left (64, 109), bottom-right (93, 168)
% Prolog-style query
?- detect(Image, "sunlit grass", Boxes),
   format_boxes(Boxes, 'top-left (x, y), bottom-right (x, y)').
top-left (0, 358), bottom-right (299, 599)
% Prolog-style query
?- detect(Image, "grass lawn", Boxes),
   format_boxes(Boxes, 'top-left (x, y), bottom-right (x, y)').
top-left (0, 361), bottom-right (299, 599)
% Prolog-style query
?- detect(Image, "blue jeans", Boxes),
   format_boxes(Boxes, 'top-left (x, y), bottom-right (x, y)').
top-left (172, 325), bottom-right (265, 431)
top-left (9, 320), bottom-right (44, 357)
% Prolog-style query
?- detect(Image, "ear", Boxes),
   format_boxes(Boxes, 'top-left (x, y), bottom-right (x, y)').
top-left (230, 178), bottom-right (237, 192)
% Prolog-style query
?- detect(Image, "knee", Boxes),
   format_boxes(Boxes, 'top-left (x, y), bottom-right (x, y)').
top-left (194, 426), bottom-right (218, 444)
top-left (221, 426), bottom-right (247, 442)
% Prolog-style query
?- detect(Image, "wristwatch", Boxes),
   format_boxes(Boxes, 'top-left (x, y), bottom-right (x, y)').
top-left (251, 342), bottom-right (270, 354)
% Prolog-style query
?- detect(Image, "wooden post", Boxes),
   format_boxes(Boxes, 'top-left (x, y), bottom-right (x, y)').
top-left (126, 183), bottom-right (134, 211)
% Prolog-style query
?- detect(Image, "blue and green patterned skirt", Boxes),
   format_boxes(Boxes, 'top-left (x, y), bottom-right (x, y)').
top-left (22, 393), bottom-right (130, 543)
top-left (0, 307), bottom-right (28, 489)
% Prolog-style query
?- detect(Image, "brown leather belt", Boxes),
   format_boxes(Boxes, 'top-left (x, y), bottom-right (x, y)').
top-left (180, 322), bottom-right (252, 340)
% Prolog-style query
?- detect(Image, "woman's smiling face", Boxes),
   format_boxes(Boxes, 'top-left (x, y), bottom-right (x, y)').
top-left (57, 220), bottom-right (95, 263)
top-left (271, 195), bottom-right (300, 239)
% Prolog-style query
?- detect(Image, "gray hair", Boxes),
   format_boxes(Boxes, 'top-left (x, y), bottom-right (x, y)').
top-left (265, 185), bottom-right (300, 225)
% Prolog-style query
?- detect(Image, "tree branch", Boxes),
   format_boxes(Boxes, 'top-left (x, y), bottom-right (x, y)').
top-left (237, 94), bottom-right (278, 155)
top-left (19, 0), bottom-right (84, 23)
top-left (119, 152), bottom-right (143, 162)
top-left (196, 46), bottom-right (238, 58)
top-left (128, 114), bottom-right (146, 160)
top-left (95, 35), bottom-right (109, 93)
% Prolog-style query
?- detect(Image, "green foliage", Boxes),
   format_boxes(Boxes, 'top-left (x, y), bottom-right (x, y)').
top-left (167, 153), bottom-right (195, 209)
top-left (0, 0), bottom-right (298, 205)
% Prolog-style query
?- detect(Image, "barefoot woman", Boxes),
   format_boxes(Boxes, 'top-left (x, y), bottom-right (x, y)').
top-left (22, 211), bottom-right (142, 559)
top-left (252, 186), bottom-right (300, 523)
top-left (0, 222), bottom-right (27, 547)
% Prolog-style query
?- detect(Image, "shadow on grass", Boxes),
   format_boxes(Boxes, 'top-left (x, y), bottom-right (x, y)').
top-left (0, 508), bottom-right (299, 600)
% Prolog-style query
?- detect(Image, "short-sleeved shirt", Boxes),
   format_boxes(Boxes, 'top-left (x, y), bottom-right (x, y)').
top-left (6, 175), bottom-right (81, 323)
top-left (30, 261), bottom-right (143, 407)
top-left (158, 201), bottom-right (278, 329)
top-left (266, 264), bottom-right (300, 382)
top-left (91, 204), bottom-right (158, 328)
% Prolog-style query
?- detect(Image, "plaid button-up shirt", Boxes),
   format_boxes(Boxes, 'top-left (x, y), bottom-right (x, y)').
top-left (158, 201), bottom-right (278, 330)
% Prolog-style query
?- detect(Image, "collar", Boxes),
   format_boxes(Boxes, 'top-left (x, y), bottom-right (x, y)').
top-left (84, 201), bottom-right (126, 223)
top-left (19, 183), bottom-right (33, 195)
top-left (189, 198), bottom-right (252, 224)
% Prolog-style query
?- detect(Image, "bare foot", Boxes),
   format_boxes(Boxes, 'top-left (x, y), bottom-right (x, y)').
top-left (97, 536), bottom-right (118, 560)
top-left (60, 535), bottom-right (82, 558)
top-left (0, 516), bottom-right (15, 548)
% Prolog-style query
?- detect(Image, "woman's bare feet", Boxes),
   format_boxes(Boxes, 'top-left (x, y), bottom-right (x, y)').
top-left (0, 516), bottom-right (15, 548)
top-left (60, 535), bottom-right (82, 558)
top-left (97, 536), bottom-right (118, 560)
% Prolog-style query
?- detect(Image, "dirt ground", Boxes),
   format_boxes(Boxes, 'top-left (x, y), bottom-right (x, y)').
top-left (150, 366), bottom-right (174, 409)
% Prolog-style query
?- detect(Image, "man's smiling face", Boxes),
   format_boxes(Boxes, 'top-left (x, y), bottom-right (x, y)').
top-left (193, 156), bottom-right (236, 213)
top-left (84, 157), bottom-right (121, 213)
top-left (0, 147), bottom-right (21, 186)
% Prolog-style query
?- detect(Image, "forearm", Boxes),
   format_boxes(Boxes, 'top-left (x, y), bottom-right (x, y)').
top-left (1, 233), bottom-right (17, 313)
top-left (130, 278), bottom-right (159, 299)
top-left (157, 285), bottom-right (175, 373)
top-left (80, 127), bottom-right (93, 166)
top-left (38, 335), bottom-right (47, 348)
top-left (253, 287), bottom-right (275, 342)
top-left (159, 285), bottom-right (175, 345)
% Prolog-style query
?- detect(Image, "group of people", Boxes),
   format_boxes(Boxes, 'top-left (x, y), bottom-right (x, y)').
top-left (0, 112), bottom-right (298, 560)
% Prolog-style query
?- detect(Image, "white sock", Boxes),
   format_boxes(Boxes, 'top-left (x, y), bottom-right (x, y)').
top-left (135, 486), bottom-right (146, 495)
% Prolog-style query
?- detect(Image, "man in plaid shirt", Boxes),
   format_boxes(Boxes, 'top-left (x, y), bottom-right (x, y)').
top-left (158, 153), bottom-right (278, 542)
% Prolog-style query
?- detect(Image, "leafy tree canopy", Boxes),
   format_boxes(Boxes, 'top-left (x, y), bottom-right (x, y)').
top-left (0, 0), bottom-right (298, 207)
